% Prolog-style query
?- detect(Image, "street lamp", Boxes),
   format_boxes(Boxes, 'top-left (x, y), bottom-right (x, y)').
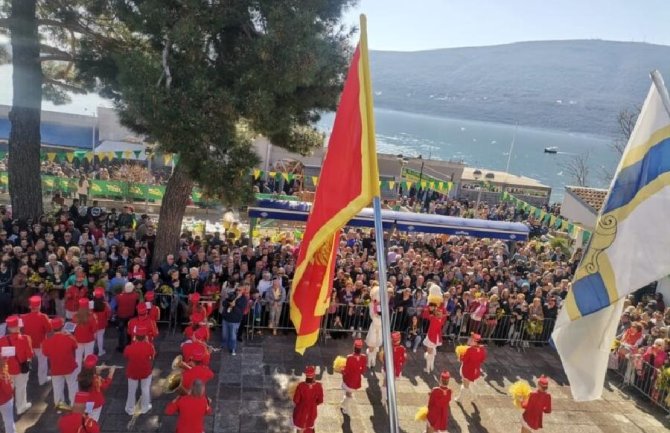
top-left (396, 154), bottom-right (409, 197)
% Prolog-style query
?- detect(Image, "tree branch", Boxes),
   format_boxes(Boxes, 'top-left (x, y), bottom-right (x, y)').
top-left (40, 44), bottom-right (73, 58)
top-left (40, 54), bottom-right (74, 62)
top-left (43, 77), bottom-right (86, 94)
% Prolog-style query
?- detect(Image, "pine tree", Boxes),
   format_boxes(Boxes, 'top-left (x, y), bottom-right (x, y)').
top-left (75, 0), bottom-right (355, 268)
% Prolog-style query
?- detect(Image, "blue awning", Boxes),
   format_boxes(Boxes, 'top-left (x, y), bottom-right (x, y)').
top-left (0, 118), bottom-right (95, 149)
top-left (249, 199), bottom-right (529, 241)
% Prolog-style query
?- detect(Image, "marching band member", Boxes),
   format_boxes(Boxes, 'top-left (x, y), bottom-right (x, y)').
top-left (292, 365), bottom-right (323, 433)
top-left (77, 354), bottom-right (115, 422)
top-left (57, 391), bottom-right (100, 433)
top-left (144, 291), bottom-right (161, 323)
top-left (0, 356), bottom-right (16, 433)
top-left (521, 376), bottom-right (552, 433)
top-left (124, 325), bottom-right (155, 416)
top-left (180, 346), bottom-right (215, 395)
top-left (64, 277), bottom-right (87, 320)
top-left (184, 312), bottom-right (209, 342)
top-left (188, 293), bottom-right (212, 318)
top-left (165, 379), bottom-right (212, 433)
top-left (426, 371), bottom-right (452, 433)
top-left (455, 333), bottom-right (487, 402)
top-left (340, 339), bottom-right (367, 415)
top-left (21, 295), bottom-right (52, 385)
top-left (182, 327), bottom-right (211, 366)
top-left (128, 303), bottom-right (158, 342)
top-left (0, 315), bottom-right (34, 415)
top-left (43, 318), bottom-right (79, 406)
top-left (421, 303), bottom-right (447, 373)
top-left (73, 298), bottom-right (98, 375)
top-left (92, 288), bottom-right (112, 357)
top-left (381, 331), bottom-right (407, 402)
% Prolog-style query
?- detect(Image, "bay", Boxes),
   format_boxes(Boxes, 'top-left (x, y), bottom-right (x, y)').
top-left (320, 108), bottom-right (620, 202)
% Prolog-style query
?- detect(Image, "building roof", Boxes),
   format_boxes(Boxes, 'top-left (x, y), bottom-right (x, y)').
top-left (461, 167), bottom-right (549, 189)
top-left (565, 186), bottom-right (608, 212)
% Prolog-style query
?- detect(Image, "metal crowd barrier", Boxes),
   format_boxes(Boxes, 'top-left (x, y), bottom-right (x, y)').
top-left (242, 301), bottom-right (557, 351)
top-left (608, 348), bottom-right (670, 414)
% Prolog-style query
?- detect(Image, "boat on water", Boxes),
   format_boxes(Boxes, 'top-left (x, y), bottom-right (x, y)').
top-left (544, 146), bottom-right (558, 154)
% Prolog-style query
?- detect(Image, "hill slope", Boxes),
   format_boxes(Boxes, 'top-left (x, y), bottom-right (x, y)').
top-left (369, 40), bottom-right (670, 136)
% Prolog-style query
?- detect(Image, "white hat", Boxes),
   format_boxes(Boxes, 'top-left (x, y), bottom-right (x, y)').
top-left (123, 282), bottom-right (134, 293)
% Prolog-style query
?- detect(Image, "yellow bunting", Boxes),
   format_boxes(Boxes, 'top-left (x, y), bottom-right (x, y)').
top-left (406, 181), bottom-right (413, 189)
top-left (281, 172), bottom-right (289, 182)
top-left (163, 154), bottom-right (173, 165)
top-left (47, 153), bottom-right (57, 162)
top-left (65, 153), bottom-right (75, 163)
top-left (85, 152), bottom-right (94, 163)
top-left (388, 181), bottom-right (395, 190)
top-left (420, 180), bottom-right (427, 188)
top-left (429, 181), bottom-right (435, 189)
top-left (311, 176), bottom-right (318, 186)
top-left (252, 169), bottom-right (261, 180)
top-left (269, 171), bottom-right (276, 178)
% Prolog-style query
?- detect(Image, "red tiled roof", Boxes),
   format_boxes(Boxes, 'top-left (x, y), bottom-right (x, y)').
top-left (567, 187), bottom-right (608, 212)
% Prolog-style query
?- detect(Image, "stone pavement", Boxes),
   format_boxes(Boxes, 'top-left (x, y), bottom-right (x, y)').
top-left (15, 330), bottom-right (670, 433)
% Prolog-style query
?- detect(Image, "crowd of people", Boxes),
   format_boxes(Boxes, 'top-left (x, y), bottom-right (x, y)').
top-left (0, 190), bottom-right (664, 431)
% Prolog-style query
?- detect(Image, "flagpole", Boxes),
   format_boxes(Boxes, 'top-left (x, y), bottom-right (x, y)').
top-left (360, 14), bottom-right (399, 433)
top-left (651, 70), bottom-right (670, 117)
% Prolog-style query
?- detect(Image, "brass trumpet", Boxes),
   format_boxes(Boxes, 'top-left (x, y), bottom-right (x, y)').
top-left (162, 355), bottom-right (192, 394)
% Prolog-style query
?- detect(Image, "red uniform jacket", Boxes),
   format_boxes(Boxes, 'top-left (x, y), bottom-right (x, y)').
top-left (128, 316), bottom-right (158, 341)
top-left (181, 365), bottom-right (215, 392)
top-left (0, 333), bottom-right (34, 375)
top-left (165, 394), bottom-right (212, 433)
top-left (182, 341), bottom-right (211, 366)
top-left (427, 386), bottom-right (452, 431)
top-left (124, 340), bottom-right (155, 380)
top-left (461, 346), bottom-right (487, 382)
top-left (42, 332), bottom-right (78, 376)
top-left (292, 381), bottom-right (324, 429)
top-left (393, 345), bottom-right (406, 378)
top-left (58, 413), bottom-right (100, 433)
top-left (93, 304), bottom-right (112, 331)
top-left (0, 374), bottom-right (13, 405)
top-left (116, 292), bottom-right (139, 319)
top-left (343, 353), bottom-right (367, 390)
top-left (90, 374), bottom-right (112, 409)
top-left (64, 286), bottom-right (87, 313)
top-left (21, 311), bottom-right (52, 349)
top-left (147, 303), bottom-right (160, 322)
top-left (522, 390), bottom-right (552, 430)
top-left (184, 325), bottom-right (210, 342)
top-left (73, 316), bottom-right (98, 344)
top-left (422, 308), bottom-right (447, 345)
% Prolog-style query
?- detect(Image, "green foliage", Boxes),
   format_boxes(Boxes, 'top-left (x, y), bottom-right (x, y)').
top-left (75, 0), bottom-right (356, 206)
top-left (549, 236), bottom-right (570, 256)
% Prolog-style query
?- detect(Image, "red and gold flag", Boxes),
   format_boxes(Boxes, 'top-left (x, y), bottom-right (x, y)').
top-left (290, 16), bottom-right (380, 354)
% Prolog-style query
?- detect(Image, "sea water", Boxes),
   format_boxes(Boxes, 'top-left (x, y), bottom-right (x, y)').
top-left (321, 108), bottom-right (619, 203)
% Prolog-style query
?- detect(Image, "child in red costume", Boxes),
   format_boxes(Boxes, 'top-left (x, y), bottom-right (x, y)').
top-left (340, 339), bottom-right (367, 415)
top-left (426, 371), bottom-right (452, 433)
top-left (292, 366), bottom-right (324, 433)
top-left (521, 376), bottom-right (552, 432)
top-left (455, 333), bottom-right (487, 402)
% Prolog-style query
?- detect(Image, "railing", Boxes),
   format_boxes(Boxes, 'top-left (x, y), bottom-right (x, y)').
top-left (608, 348), bottom-right (670, 414)
top-left (241, 301), bottom-right (556, 351)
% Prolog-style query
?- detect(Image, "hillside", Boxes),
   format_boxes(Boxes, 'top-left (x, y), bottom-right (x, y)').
top-left (369, 40), bottom-right (670, 136)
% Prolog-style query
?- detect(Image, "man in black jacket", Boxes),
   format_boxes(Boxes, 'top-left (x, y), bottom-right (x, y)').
top-left (220, 284), bottom-right (248, 356)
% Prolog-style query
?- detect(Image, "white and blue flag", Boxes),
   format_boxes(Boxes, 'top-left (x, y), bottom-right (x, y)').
top-left (552, 70), bottom-right (670, 401)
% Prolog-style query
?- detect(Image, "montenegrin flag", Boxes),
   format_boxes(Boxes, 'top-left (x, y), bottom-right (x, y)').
top-left (552, 70), bottom-right (670, 400)
top-left (290, 15), bottom-right (380, 354)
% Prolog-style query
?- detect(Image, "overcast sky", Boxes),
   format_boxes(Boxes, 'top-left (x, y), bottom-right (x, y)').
top-left (345, 0), bottom-right (670, 51)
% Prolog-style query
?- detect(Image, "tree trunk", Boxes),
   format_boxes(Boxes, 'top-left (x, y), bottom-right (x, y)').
top-left (8, 0), bottom-right (43, 220)
top-left (151, 162), bottom-right (194, 270)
